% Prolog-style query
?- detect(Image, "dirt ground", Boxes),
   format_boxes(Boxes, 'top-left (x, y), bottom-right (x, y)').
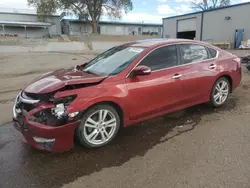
top-left (0, 52), bottom-right (95, 124)
top-left (1, 50), bottom-right (250, 188)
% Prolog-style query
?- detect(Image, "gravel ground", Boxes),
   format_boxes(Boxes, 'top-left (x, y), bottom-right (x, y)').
top-left (0, 50), bottom-right (250, 188)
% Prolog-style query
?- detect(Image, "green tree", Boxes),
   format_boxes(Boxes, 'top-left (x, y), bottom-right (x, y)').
top-left (28, 0), bottom-right (133, 33)
top-left (191, 0), bottom-right (230, 10)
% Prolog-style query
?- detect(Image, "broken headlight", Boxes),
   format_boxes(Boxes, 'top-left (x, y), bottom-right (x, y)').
top-left (51, 95), bottom-right (77, 119)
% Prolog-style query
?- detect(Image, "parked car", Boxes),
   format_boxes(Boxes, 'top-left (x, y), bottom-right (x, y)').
top-left (13, 39), bottom-right (242, 152)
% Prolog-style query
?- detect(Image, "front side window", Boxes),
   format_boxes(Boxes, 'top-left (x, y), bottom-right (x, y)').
top-left (82, 46), bottom-right (146, 76)
top-left (179, 44), bottom-right (208, 64)
top-left (139, 45), bottom-right (178, 71)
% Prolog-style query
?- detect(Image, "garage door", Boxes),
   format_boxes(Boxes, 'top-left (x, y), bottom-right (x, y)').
top-left (177, 18), bottom-right (196, 32)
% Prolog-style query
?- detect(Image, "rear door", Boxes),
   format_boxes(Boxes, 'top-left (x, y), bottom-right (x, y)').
top-left (126, 45), bottom-right (183, 120)
top-left (177, 44), bottom-right (219, 105)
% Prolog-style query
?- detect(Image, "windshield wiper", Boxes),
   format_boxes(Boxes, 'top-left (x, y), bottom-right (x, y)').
top-left (82, 70), bottom-right (99, 76)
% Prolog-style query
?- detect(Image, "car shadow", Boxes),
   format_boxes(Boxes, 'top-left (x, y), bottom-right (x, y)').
top-left (21, 97), bottom-right (237, 188)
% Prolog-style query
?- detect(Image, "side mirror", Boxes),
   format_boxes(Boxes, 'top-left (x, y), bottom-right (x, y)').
top-left (133, 65), bottom-right (151, 76)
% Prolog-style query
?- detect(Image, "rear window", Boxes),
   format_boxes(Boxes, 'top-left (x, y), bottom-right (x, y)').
top-left (179, 44), bottom-right (209, 64)
top-left (208, 47), bottom-right (217, 58)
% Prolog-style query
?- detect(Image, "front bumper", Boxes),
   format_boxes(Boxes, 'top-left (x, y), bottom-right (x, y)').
top-left (13, 118), bottom-right (80, 152)
top-left (13, 93), bottom-right (80, 152)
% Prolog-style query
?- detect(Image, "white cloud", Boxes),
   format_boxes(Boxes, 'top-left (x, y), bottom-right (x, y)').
top-left (241, 0), bottom-right (250, 2)
top-left (157, 4), bottom-right (176, 15)
top-left (142, 1), bottom-right (147, 5)
top-left (175, 4), bottom-right (191, 12)
top-left (158, 0), bottom-right (168, 2)
top-left (0, 0), bottom-right (31, 9)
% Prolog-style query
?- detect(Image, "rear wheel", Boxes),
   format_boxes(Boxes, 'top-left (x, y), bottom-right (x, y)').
top-left (76, 104), bottom-right (120, 148)
top-left (210, 77), bottom-right (230, 107)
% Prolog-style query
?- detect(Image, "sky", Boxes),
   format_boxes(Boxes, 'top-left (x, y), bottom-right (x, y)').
top-left (0, 0), bottom-right (249, 23)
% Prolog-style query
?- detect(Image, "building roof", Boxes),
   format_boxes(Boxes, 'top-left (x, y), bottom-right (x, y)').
top-left (63, 19), bottom-right (162, 27)
top-left (163, 2), bottom-right (250, 20)
top-left (0, 21), bottom-right (53, 27)
top-left (0, 7), bottom-right (60, 17)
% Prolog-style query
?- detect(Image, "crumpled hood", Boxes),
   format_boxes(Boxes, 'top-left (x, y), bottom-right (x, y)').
top-left (24, 67), bottom-right (106, 94)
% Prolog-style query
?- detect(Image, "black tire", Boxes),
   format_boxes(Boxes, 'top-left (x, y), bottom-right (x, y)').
top-left (210, 77), bottom-right (230, 107)
top-left (76, 104), bottom-right (121, 148)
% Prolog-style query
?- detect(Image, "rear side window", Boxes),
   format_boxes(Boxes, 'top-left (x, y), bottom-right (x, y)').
top-left (179, 44), bottom-right (209, 64)
top-left (208, 47), bottom-right (217, 58)
top-left (139, 45), bottom-right (178, 71)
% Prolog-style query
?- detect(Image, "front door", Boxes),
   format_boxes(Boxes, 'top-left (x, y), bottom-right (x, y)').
top-left (126, 45), bottom-right (183, 120)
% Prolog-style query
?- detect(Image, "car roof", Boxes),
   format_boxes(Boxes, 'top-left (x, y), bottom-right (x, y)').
top-left (123, 38), bottom-right (209, 48)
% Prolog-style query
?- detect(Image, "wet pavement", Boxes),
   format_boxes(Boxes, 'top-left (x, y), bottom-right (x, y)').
top-left (0, 99), bottom-right (237, 188)
top-left (1, 50), bottom-right (250, 188)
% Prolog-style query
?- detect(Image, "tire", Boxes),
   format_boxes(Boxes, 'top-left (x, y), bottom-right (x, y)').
top-left (210, 77), bottom-right (230, 107)
top-left (76, 104), bottom-right (121, 148)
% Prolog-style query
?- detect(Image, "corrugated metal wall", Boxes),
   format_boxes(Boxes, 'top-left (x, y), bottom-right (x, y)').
top-left (0, 13), bottom-right (61, 37)
top-left (2, 26), bottom-right (46, 38)
top-left (202, 4), bottom-right (250, 43)
top-left (100, 25), bottom-right (126, 35)
top-left (163, 13), bottom-right (202, 39)
top-left (163, 3), bottom-right (250, 43)
top-left (68, 22), bottom-right (162, 36)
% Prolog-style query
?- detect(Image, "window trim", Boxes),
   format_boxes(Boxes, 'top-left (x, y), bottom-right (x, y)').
top-left (126, 42), bottom-right (219, 78)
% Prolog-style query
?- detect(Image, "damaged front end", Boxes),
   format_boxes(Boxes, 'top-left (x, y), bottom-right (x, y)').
top-left (14, 91), bottom-right (80, 127)
top-left (12, 90), bottom-right (82, 152)
top-left (12, 67), bottom-right (107, 152)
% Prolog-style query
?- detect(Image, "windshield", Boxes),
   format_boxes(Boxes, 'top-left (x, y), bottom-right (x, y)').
top-left (82, 46), bottom-right (146, 76)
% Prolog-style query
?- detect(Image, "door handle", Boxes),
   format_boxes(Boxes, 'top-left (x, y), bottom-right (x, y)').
top-left (209, 64), bottom-right (216, 69)
top-left (172, 74), bottom-right (182, 79)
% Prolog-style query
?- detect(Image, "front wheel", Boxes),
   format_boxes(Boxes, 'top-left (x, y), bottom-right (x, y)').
top-left (76, 104), bottom-right (120, 148)
top-left (210, 77), bottom-right (230, 107)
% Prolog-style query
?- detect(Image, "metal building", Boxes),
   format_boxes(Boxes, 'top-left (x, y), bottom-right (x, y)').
top-left (61, 19), bottom-right (162, 37)
top-left (0, 8), bottom-right (61, 38)
top-left (163, 2), bottom-right (250, 48)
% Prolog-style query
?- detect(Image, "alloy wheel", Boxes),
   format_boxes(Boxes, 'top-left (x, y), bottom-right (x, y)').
top-left (82, 109), bottom-right (117, 146)
top-left (213, 80), bottom-right (229, 105)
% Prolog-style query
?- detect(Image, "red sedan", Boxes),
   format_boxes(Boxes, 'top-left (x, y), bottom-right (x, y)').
top-left (13, 39), bottom-right (242, 152)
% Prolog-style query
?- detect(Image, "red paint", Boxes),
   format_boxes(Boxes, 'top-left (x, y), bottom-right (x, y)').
top-left (13, 39), bottom-right (242, 152)
top-left (14, 120), bottom-right (80, 152)
top-left (25, 68), bottom-right (106, 94)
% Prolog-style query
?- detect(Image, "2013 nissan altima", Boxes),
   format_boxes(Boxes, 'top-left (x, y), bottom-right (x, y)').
top-left (13, 39), bottom-right (242, 152)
